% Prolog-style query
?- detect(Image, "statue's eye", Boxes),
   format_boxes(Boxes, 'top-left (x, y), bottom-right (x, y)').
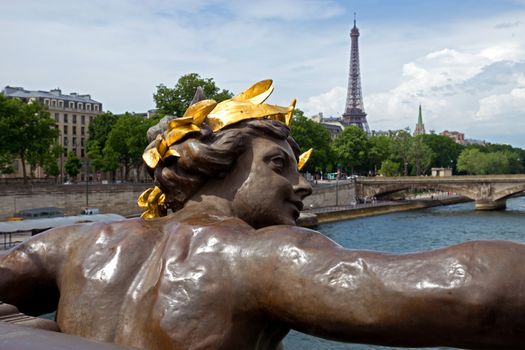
top-left (270, 156), bottom-right (285, 173)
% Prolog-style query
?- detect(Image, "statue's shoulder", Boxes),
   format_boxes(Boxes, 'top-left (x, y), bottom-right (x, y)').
top-left (253, 225), bottom-right (342, 249)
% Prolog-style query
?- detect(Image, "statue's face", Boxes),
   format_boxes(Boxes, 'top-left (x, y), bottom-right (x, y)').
top-left (228, 136), bottom-right (312, 228)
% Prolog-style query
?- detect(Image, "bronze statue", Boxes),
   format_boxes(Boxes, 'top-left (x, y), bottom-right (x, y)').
top-left (1, 80), bottom-right (525, 349)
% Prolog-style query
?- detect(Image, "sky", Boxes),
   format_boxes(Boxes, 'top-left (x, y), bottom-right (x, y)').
top-left (1, 0), bottom-right (525, 148)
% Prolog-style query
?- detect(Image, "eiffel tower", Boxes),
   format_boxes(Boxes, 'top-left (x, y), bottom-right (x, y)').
top-left (342, 13), bottom-right (370, 134)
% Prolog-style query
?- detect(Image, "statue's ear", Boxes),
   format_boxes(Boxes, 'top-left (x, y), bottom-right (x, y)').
top-left (190, 86), bottom-right (207, 106)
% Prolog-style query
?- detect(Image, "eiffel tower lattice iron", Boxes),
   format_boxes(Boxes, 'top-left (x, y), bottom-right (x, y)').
top-left (342, 14), bottom-right (370, 134)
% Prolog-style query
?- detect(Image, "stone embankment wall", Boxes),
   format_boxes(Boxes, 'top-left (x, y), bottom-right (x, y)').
top-left (303, 182), bottom-right (355, 210)
top-left (0, 182), bottom-right (354, 218)
top-left (0, 184), bottom-right (150, 218)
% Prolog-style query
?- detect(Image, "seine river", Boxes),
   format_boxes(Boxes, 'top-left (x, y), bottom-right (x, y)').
top-left (284, 196), bottom-right (525, 350)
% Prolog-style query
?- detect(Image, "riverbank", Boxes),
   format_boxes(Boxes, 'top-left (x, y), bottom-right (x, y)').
top-left (298, 196), bottom-right (472, 227)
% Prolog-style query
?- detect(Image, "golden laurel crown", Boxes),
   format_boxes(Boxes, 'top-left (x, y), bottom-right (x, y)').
top-left (138, 79), bottom-right (313, 219)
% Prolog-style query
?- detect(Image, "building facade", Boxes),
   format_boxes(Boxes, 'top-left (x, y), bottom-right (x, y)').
top-left (441, 130), bottom-right (465, 145)
top-left (2, 86), bottom-right (103, 180)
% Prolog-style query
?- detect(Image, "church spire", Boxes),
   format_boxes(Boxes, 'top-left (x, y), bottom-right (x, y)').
top-left (414, 104), bottom-right (426, 136)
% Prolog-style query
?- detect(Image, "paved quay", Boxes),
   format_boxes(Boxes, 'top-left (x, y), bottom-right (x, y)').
top-left (299, 196), bottom-right (471, 227)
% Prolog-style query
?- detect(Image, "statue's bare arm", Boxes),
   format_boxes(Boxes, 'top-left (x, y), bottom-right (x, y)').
top-left (0, 224), bottom-right (91, 316)
top-left (243, 226), bottom-right (525, 349)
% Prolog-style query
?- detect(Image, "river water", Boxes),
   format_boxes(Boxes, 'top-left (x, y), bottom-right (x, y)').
top-left (283, 196), bottom-right (525, 350)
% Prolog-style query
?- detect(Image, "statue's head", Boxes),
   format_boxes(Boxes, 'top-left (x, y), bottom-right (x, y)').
top-left (139, 80), bottom-right (312, 226)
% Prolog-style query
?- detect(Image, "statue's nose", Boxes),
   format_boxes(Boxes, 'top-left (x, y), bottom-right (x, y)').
top-left (294, 176), bottom-right (313, 200)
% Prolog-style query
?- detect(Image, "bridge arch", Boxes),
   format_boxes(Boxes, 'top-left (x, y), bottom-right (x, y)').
top-left (355, 176), bottom-right (525, 211)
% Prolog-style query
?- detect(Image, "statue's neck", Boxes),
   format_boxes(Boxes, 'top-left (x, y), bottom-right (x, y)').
top-left (173, 195), bottom-right (235, 223)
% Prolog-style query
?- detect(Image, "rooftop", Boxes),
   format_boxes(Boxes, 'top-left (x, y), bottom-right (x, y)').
top-left (2, 86), bottom-right (101, 104)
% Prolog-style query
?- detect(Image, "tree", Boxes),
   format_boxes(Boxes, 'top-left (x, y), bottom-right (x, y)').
top-left (154, 73), bottom-right (233, 116)
top-left (64, 151), bottom-right (82, 180)
top-left (378, 159), bottom-right (401, 176)
top-left (410, 136), bottom-right (434, 175)
top-left (391, 129), bottom-right (412, 176)
top-left (457, 147), bottom-right (523, 175)
top-left (367, 135), bottom-right (393, 175)
top-left (0, 152), bottom-right (15, 175)
top-left (41, 141), bottom-right (62, 180)
top-left (86, 112), bottom-right (118, 171)
top-left (0, 95), bottom-right (59, 183)
top-left (420, 134), bottom-right (464, 171)
top-left (103, 114), bottom-right (154, 180)
top-left (290, 109), bottom-right (333, 173)
top-left (332, 126), bottom-right (369, 174)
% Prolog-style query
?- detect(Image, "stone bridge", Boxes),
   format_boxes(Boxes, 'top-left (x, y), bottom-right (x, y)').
top-left (355, 175), bottom-right (525, 210)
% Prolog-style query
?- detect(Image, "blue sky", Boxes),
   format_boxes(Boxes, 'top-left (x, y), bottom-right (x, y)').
top-left (1, 0), bottom-right (525, 147)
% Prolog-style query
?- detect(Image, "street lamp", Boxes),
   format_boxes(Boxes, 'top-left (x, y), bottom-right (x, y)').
top-left (84, 159), bottom-right (90, 208)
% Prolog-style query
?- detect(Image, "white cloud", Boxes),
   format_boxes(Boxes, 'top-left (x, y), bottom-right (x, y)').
top-left (476, 86), bottom-right (525, 121)
top-left (302, 10), bottom-right (525, 146)
top-left (302, 87), bottom-right (345, 117)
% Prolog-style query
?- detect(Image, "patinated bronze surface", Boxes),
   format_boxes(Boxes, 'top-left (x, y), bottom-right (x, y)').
top-left (2, 81), bottom-right (525, 349)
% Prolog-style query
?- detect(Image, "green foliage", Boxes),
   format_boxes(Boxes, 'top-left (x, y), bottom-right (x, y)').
top-left (367, 135), bottom-right (393, 174)
top-left (378, 159), bottom-right (401, 176)
top-left (64, 151), bottom-right (82, 179)
top-left (390, 129), bottom-right (412, 176)
top-left (102, 113), bottom-right (155, 179)
top-left (457, 148), bottom-right (483, 175)
top-left (410, 136), bottom-right (434, 175)
top-left (420, 134), bottom-right (464, 171)
top-left (457, 148), bottom-right (523, 175)
top-left (332, 126), bottom-right (369, 174)
top-left (41, 141), bottom-right (62, 178)
top-left (0, 95), bottom-right (59, 182)
top-left (0, 152), bottom-right (15, 174)
top-left (154, 73), bottom-right (233, 116)
top-left (290, 109), bottom-right (333, 173)
top-left (86, 112), bottom-right (119, 172)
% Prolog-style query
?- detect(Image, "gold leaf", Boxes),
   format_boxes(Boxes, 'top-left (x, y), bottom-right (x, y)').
top-left (137, 187), bottom-right (154, 208)
top-left (233, 79), bottom-right (274, 104)
top-left (183, 99), bottom-right (217, 125)
top-left (142, 148), bottom-right (161, 169)
top-left (166, 124), bottom-right (201, 146)
top-left (168, 116), bottom-right (193, 130)
top-left (162, 148), bottom-right (180, 160)
top-left (298, 148), bottom-right (313, 171)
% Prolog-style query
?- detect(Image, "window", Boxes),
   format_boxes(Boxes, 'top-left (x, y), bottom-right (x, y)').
top-left (73, 148), bottom-right (77, 155)
top-left (73, 115), bottom-right (77, 124)
top-left (54, 113), bottom-right (59, 122)
top-left (51, 100), bottom-right (56, 107)
top-left (78, 102), bottom-right (83, 110)
top-left (72, 137), bottom-right (77, 146)
top-left (64, 114), bottom-right (68, 123)
top-left (58, 100), bottom-right (64, 108)
top-left (81, 126), bottom-right (85, 135)
top-left (94, 104), bottom-right (99, 112)
top-left (81, 115), bottom-right (85, 124)
top-left (69, 101), bottom-right (74, 108)
top-left (64, 136), bottom-right (68, 146)
top-left (81, 138), bottom-right (84, 146)
top-left (73, 127), bottom-right (77, 135)
top-left (81, 149), bottom-right (85, 157)
top-left (86, 104), bottom-right (91, 111)
top-left (44, 99), bottom-right (50, 105)
top-left (63, 126), bottom-right (68, 135)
